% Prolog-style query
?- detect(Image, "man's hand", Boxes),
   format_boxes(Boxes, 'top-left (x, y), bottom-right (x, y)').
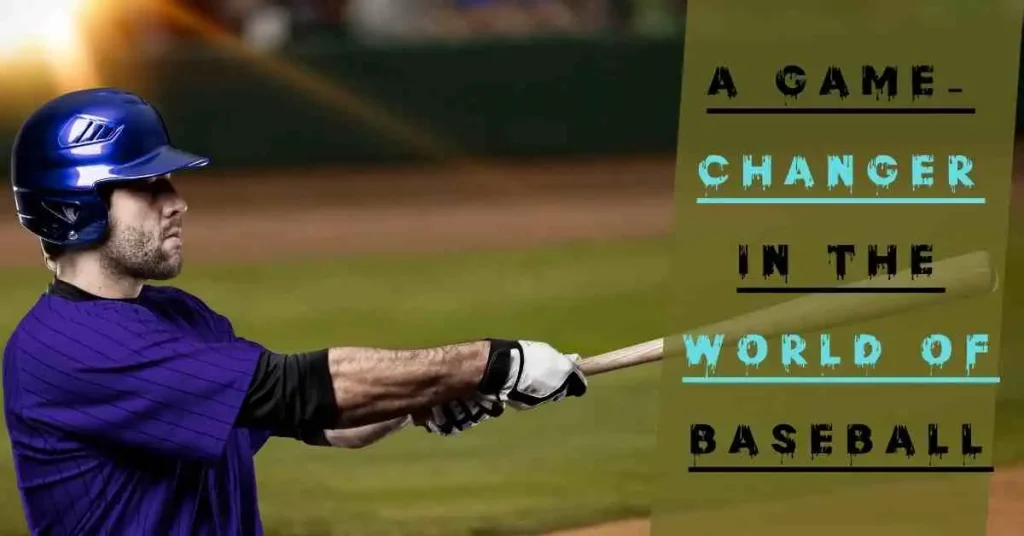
top-left (417, 339), bottom-right (587, 436)
top-left (490, 340), bottom-right (587, 410)
top-left (413, 392), bottom-right (505, 436)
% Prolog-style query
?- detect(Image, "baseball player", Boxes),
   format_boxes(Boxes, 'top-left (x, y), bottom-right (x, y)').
top-left (3, 88), bottom-right (588, 535)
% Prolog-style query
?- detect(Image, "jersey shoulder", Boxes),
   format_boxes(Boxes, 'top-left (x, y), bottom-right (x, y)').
top-left (1, 294), bottom-right (159, 413)
top-left (5, 292), bottom-right (133, 346)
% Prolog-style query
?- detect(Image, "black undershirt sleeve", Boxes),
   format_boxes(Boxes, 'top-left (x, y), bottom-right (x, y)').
top-left (236, 348), bottom-right (337, 446)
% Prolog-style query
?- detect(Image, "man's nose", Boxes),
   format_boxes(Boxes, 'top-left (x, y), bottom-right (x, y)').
top-left (164, 191), bottom-right (188, 217)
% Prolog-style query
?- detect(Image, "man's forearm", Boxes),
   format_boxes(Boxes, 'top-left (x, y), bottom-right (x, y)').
top-left (327, 341), bottom-right (492, 427)
top-left (236, 339), bottom-right (585, 443)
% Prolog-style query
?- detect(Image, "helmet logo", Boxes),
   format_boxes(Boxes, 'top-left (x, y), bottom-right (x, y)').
top-left (58, 115), bottom-right (123, 149)
top-left (42, 202), bottom-right (80, 225)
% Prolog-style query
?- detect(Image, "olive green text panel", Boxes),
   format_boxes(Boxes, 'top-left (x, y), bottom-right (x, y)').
top-left (656, 1), bottom-right (1023, 535)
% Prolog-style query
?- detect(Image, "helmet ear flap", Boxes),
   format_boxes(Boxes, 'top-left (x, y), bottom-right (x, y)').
top-left (13, 189), bottom-right (110, 246)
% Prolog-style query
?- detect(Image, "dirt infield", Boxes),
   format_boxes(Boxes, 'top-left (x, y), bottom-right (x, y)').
top-left (0, 156), bottom-right (675, 267)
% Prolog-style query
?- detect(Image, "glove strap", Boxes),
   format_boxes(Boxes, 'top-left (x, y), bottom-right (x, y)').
top-left (478, 338), bottom-right (518, 395)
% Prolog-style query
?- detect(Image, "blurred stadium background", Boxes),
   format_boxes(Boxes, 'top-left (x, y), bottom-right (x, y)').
top-left (1, 1), bottom-right (1024, 535)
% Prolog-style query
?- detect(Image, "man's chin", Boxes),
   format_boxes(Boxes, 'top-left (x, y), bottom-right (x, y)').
top-left (156, 264), bottom-right (183, 281)
top-left (147, 270), bottom-right (181, 282)
top-left (142, 259), bottom-right (183, 281)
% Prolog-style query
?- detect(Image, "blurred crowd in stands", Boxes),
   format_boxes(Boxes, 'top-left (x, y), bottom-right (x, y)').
top-left (174, 0), bottom-right (686, 51)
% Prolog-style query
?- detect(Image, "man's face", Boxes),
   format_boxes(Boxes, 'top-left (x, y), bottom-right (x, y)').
top-left (98, 174), bottom-right (187, 281)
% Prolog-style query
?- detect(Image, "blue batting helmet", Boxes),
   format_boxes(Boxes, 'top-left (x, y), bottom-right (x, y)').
top-left (10, 88), bottom-right (209, 246)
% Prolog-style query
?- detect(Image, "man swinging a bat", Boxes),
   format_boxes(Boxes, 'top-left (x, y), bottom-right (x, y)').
top-left (2, 88), bottom-right (588, 535)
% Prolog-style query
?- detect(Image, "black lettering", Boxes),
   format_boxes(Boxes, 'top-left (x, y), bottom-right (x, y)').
top-left (729, 425), bottom-right (759, 457)
top-left (738, 244), bottom-right (749, 279)
top-left (827, 244), bottom-right (856, 280)
top-left (847, 424), bottom-right (873, 455)
top-left (819, 66), bottom-right (850, 98)
top-left (772, 424), bottom-right (797, 456)
top-left (776, 65), bottom-right (806, 98)
top-left (961, 424), bottom-right (983, 458)
top-left (862, 65), bottom-right (898, 99)
top-left (911, 244), bottom-right (933, 278)
top-left (912, 65), bottom-right (934, 99)
top-left (707, 66), bottom-right (738, 98)
top-left (867, 244), bottom-right (897, 278)
top-left (928, 423), bottom-right (949, 458)
top-left (690, 424), bottom-right (716, 455)
top-left (762, 244), bottom-right (789, 281)
top-left (885, 425), bottom-right (916, 457)
top-left (811, 424), bottom-right (833, 458)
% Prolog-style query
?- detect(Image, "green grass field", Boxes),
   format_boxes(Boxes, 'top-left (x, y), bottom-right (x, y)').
top-left (0, 233), bottom-right (1021, 535)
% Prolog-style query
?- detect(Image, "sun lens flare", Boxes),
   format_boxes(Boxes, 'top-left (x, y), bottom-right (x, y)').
top-left (0, 0), bottom-right (91, 58)
top-left (0, 0), bottom-right (99, 89)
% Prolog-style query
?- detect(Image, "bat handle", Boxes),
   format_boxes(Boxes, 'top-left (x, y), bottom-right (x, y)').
top-left (578, 339), bottom-right (665, 376)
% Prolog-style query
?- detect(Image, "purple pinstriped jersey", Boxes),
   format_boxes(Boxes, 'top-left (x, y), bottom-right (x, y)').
top-left (3, 281), bottom-right (274, 535)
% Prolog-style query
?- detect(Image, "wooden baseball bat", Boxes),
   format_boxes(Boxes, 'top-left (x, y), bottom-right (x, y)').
top-left (577, 250), bottom-right (998, 376)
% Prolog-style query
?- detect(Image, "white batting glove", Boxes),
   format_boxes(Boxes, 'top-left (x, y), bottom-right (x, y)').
top-left (485, 339), bottom-right (588, 411)
top-left (417, 339), bottom-right (587, 437)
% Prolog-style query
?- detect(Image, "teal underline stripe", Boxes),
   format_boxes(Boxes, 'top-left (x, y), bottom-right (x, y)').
top-left (680, 376), bottom-right (1001, 385)
top-left (695, 197), bottom-right (986, 205)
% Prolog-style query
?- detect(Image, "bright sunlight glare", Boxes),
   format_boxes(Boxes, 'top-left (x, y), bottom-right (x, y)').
top-left (0, 0), bottom-right (92, 60)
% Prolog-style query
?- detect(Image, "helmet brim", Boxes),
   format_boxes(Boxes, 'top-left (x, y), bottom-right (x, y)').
top-left (106, 145), bottom-right (210, 182)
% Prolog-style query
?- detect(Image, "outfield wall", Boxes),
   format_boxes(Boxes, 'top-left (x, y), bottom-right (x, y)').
top-left (0, 36), bottom-right (684, 171)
